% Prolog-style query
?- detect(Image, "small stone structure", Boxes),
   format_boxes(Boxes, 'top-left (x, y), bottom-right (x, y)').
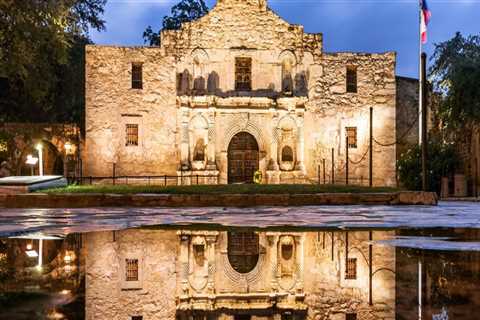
top-left (85, 0), bottom-right (400, 186)
top-left (85, 228), bottom-right (395, 319)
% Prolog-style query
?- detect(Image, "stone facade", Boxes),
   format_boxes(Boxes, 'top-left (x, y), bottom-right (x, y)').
top-left (85, 228), bottom-right (395, 320)
top-left (85, 0), bottom-right (397, 186)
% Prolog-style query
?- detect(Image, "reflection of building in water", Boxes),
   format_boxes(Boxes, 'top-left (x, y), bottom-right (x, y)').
top-left (85, 229), bottom-right (395, 319)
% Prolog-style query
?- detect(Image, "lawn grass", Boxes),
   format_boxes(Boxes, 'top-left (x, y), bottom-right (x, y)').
top-left (42, 184), bottom-right (399, 195)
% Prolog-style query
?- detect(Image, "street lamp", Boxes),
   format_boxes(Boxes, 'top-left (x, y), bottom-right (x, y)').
top-left (35, 143), bottom-right (43, 176)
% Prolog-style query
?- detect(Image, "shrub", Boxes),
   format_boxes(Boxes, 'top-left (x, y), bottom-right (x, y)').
top-left (398, 142), bottom-right (459, 193)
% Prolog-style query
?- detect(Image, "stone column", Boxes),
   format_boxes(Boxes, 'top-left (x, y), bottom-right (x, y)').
top-left (205, 233), bottom-right (218, 294)
top-left (178, 233), bottom-right (190, 297)
top-left (294, 235), bottom-right (304, 294)
top-left (206, 107), bottom-right (217, 171)
top-left (270, 112), bottom-right (280, 171)
top-left (295, 114), bottom-right (305, 172)
top-left (180, 107), bottom-right (190, 170)
top-left (266, 233), bottom-right (279, 291)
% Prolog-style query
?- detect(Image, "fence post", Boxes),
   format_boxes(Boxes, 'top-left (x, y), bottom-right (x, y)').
top-left (196, 174), bottom-right (199, 185)
top-left (112, 163), bottom-right (116, 186)
top-left (331, 148), bottom-right (335, 184)
top-left (345, 135), bottom-right (349, 185)
top-left (164, 175), bottom-right (167, 186)
top-left (369, 107), bottom-right (373, 187)
top-left (90, 176), bottom-right (93, 185)
top-left (79, 158), bottom-right (83, 185)
top-left (318, 165), bottom-right (320, 185)
top-left (323, 158), bottom-right (326, 185)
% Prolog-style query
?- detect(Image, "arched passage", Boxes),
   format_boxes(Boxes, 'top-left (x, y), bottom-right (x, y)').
top-left (227, 132), bottom-right (259, 184)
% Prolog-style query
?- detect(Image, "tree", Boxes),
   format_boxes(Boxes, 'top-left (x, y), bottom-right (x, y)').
top-left (397, 142), bottom-right (459, 193)
top-left (143, 0), bottom-right (209, 46)
top-left (430, 32), bottom-right (480, 131)
top-left (0, 0), bottom-right (106, 128)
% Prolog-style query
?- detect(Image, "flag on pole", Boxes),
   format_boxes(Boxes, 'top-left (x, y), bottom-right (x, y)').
top-left (420, 0), bottom-right (432, 44)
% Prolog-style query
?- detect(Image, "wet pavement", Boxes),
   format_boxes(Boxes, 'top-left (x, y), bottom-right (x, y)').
top-left (0, 201), bottom-right (479, 238)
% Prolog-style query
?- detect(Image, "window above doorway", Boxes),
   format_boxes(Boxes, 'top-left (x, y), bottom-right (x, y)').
top-left (235, 57), bottom-right (252, 91)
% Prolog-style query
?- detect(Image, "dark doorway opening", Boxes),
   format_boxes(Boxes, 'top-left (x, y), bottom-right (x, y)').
top-left (227, 132), bottom-right (259, 184)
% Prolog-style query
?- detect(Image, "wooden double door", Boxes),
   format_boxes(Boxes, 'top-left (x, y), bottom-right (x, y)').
top-left (228, 132), bottom-right (259, 184)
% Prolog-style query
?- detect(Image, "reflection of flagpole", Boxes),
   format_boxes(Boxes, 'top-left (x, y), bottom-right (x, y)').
top-left (418, 259), bottom-right (422, 320)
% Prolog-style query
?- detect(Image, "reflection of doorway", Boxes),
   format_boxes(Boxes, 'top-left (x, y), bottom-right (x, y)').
top-left (227, 132), bottom-right (259, 184)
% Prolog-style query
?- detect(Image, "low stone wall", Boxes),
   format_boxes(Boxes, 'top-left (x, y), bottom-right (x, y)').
top-left (0, 191), bottom-right (437, 208)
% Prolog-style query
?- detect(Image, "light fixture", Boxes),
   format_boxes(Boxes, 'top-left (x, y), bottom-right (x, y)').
top-left (26, 243), bottom-right (33, 250)
top-left (25, 155), bottom-right (38, 165)
top-left (64, 254), bottom-right (72, 263)
top-left (26, 250), bottom-right (38, 258)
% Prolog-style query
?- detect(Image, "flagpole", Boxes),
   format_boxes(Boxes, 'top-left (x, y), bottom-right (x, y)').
top-left (418, 0), bottom-right (423, 145)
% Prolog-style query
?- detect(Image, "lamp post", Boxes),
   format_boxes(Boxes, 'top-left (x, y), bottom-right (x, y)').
top-left (35, 143), bottom-right (43, 176)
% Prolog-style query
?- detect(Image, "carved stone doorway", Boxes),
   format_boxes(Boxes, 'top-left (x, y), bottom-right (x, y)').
top-left (227, 132), bottom-right (259, 184)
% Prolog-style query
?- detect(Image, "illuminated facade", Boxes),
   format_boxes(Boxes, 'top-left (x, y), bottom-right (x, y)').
top-left (85, 0), bottom-right (398, 186)
top-left (85, 229), bottom-right (395, 320)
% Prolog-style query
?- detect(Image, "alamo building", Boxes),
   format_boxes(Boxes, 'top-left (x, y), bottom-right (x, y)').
top-left (85, 0), bottom-right (410, 187)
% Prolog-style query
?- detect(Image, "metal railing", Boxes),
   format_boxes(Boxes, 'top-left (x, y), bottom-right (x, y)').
top-left (69, 174), bottom-right (220, 186)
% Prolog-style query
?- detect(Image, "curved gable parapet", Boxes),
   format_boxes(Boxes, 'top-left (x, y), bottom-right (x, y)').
top-left (160, 0), bottom-right (322, 57)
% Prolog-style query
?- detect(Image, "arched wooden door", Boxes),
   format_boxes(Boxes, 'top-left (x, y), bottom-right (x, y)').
top-left (228, 132), bottom-right (259, 184)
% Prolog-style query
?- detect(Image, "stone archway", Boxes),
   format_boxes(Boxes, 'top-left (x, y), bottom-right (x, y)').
top-left (227, 132), bottom-right (259, 184)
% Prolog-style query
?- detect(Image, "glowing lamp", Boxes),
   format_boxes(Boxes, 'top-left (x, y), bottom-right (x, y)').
top-left (26, 155), bottom-right (38, 166)
top-left (26, 250), bottom-right (38, 258)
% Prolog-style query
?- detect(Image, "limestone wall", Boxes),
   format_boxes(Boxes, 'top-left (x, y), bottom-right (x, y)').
top-left (85, 46), bottom-right (178, 176)
top-left (85, 229), bottom-right (177, 320)
top-left (305, 53), bottom-right (397, 186)
top-left (85, 228), bottom-right (395, 320)
top-left (84, 0), bottom-right (398, 187)
top-left (161, 0), bottom-right (321, 58)
top-left (304, 231), bottom-right (396, 320)
top-left (395, 77), bottom-right (419, 160)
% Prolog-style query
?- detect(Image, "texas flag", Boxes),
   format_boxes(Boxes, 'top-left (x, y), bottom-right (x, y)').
top-left (420, 0), bottom-right (432, 44)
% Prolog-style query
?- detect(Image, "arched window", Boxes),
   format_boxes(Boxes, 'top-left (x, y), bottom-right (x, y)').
top-left (281, 146), bottom-right (294, 162)
top-left (193, 139), bottom-right (205, 161)
top-left (228, 231), bottom-right (259, 273)
top-left (282, 58), bottom-right (294, 94)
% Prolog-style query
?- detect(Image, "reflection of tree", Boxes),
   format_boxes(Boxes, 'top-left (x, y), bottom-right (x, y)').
top-left (429, 256), bottom-right (453, 308)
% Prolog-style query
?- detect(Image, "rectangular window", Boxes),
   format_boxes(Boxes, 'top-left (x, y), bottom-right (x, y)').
top-left (346, 313), bottom-right (357, 320)
top-left (235, 57), bottom-right (252, 91)
top-left (345, 258), bottom-right (357, 280)
top-left (126, 259), bottom-right (139, 281)
top-left (346, 127), bottom-right (357, 149)
top-left (131, 317), bottom-right (143, 320)
top-left (346, 66), bottom-right (357, 93)
top-left (132, 63), bottom-right (143, 89)
top-left (126, 124), bottom-right (139, 146)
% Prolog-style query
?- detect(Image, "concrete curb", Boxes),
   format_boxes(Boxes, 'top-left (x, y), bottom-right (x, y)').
top-left (0, 191), bottom-right (438, 208)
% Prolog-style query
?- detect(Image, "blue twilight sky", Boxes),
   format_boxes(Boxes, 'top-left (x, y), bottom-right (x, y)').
top-left (90, 0), bottom-right (480, 78)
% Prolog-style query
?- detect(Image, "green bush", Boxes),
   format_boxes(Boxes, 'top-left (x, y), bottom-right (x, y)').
top-left (398, 142), bottom-right (459, 193)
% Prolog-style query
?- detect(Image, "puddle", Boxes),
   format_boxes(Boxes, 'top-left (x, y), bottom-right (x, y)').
top-left (1, 203), bottom-right (480, 319)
